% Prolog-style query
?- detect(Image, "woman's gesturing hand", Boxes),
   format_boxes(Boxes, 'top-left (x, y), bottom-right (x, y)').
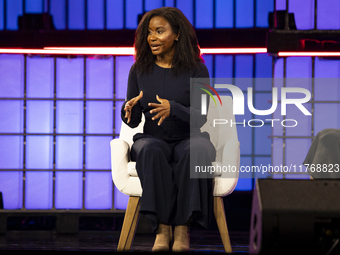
top-left (124, 91), bottom-right (143, 123)
top-left (149, 95), bottom-right (170, 126)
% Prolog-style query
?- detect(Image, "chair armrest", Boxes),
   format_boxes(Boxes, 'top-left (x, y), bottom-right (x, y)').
top-left (110, 138), bottom-right (130, 193)
top-left (213, 138), bottom-right (240, 197)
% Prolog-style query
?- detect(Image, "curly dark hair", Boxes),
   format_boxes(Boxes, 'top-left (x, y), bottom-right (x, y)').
top-left (133, 7), bottom-right (204, 75)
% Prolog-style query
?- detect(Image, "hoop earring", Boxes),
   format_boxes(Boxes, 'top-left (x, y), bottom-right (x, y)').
top-left (175, 38), bottom-right (179, 41)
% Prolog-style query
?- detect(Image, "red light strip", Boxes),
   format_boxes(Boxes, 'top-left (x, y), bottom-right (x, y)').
top-left (44, 47), bottom-right (135, 55)
top-left (201, 48), bottom-right (267, 54)
top-left (278, 52), bottom-right (340, 57)
top-left (0, 47), bottom-right (267, 55)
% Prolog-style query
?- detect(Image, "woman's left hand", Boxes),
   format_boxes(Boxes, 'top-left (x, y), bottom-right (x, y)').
top-left (148, 95), bottom-right (170, 126)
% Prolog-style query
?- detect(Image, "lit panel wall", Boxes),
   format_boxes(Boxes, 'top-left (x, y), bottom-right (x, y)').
top-left (0, 52), bottom-right (273, 209)
top-left (0, 55), bottom-right (130, 210)
top-left (0, 0), bottom-right (275, 30)
top-left (0, 54), bottom-right (24, 209)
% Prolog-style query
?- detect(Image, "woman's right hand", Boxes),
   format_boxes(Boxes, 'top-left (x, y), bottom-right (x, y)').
top-left (124, 91), bottom-right (143, 123)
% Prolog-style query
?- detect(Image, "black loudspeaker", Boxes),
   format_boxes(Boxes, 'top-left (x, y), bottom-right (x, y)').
top-left (250, 179), bottom-right (340, 255)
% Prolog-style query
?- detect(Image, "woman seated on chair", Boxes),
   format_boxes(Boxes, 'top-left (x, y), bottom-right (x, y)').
top-left (121, 7), bottom-right (216, 252)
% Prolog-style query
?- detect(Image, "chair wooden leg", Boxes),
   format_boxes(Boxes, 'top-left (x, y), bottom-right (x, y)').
top-left (117, 196), bottom-right (141, 252)
top-left (214, 196), bottom-right (232, 253)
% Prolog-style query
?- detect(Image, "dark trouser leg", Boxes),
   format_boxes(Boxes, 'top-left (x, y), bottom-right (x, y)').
top-left (172, 136), bottom-right (216, 229)
top-left (131, 137), bottom-right (176, 231)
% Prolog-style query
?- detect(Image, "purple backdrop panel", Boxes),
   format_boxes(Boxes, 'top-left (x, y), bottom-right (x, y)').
top-left (214, 55), bottom-right (233, 78)
top-left (56, 101), bottom-right (83, 133)
top-left (68, 0), bottom-right (85, 29)
top-left (50, 0), bottom-right (66, 30)
top-left (285, 58), bottom-right (312, 137)
top-left (255, 124), bottom-right (272, 155)
top-left (85, 136), bottom-right (112, 208)
top-left (255, 54), bottom-right (273, 80)
top-left (164, 0), bottom-right (174, 7)
top-left (145, 0), bottom-right (163, 11)
top-left (286, 57), bottom-right (312, 78)
top-left (289, 0), bottom-right (314, 29)
top-left (0, 136), bottom-right (23, 168)
top-left (86, 102), bottom-right (113, 134)
top-left (114, 186), bottom-right (129, 210)
top-left (236, 157), bottom-right (253, 191)
top-left (195, 0), bottom-right (213, 28)
top-left (125, 0), bottom-right (143, 29)
top-left (235, 55), bottom-right (254, 90)
top-left (254, 92), bottom-right (275, 121)
top-left (0, 55), bottom-right (24, 97)
top-left (86, 57), bottom-right (113, 99)
top-left (254, 157), bottom-right (271, 179)
top-left (285, 102), bottom-right (312, 137)
top-left (314, 104), bottom-right (339, 134)
top-left (56, 136), bottom-right (83, 169)
top-left (317, 0), bottom-right (340, 29)
top-left (25, 171), bottom-right (53, 209)
top-left (176, 0), bottom-right (194, 25)
top-left (25, 0), bottom-right (43, 13)
top-left (106, 0), bottom-right (124, 29)
top-left (0, 136), bottom-right (23, 209)
top-left (26, 136), bottom-right (53, 169)
top-left (55, 172), bottom-right (83, 209)
top-left (85, 136), bottom-right (111, 170)
top-left (26, 136), bottom-right (53, 210)
top-left (286, 138), bottom-right (311, 176)
top-left (87, 0), bottom-right (104, 29)
top-left (215, 0), bottom-right (233, 28)
top-left (0, 0), bottom-right (3, 30)
top-left (0, 101), bottom-right (23, 133)
top-left (55, 136), bottom-right (83, 209)
top-left (115, 56), bottom-right (134, 100)
top-left (274, 58), bottom-right (284, 78)
top-left (276, 0), bottom-right (286, 10)
top-left (0, 171), bottom-right (23, 209)
top-left (315, 58), bottom-right (340, 78)
top-left (256, 0), bottom-right (273, 27)
top-left (57, 58), bottom-right (84, 98)
top-left (236, 0), bottom-right (254, 28)
top-left (285, 174), bottom-right (310, 179)
top-left (27, 101), bottom-right (53, 133)
top-left (27, 57), bottom-right (54, 98)
top-left (236, 109), bottom-right (253, 155)
top-left (0, 55), bottom-right (24, 208)
top-left (6, 0), bottom-right (22, 30)
top-left (85, 172), bottom-right (112, 209)
top-left (272, 138), bottom-right (283, 169)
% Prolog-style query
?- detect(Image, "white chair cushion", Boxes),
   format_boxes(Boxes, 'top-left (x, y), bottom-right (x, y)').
top-left (128, 162), bottom-right (138, 177)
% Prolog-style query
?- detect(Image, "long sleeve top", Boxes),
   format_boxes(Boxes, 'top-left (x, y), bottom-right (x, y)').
top-left (121, 62), bottom-right (210, 142)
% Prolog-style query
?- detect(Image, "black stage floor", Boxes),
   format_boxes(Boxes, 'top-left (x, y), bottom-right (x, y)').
top-left (0, 230), bottom-right (249, 253)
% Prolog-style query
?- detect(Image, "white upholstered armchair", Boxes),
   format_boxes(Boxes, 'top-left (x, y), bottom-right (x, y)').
top-left (110, 95), bottom-right (240, 252)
